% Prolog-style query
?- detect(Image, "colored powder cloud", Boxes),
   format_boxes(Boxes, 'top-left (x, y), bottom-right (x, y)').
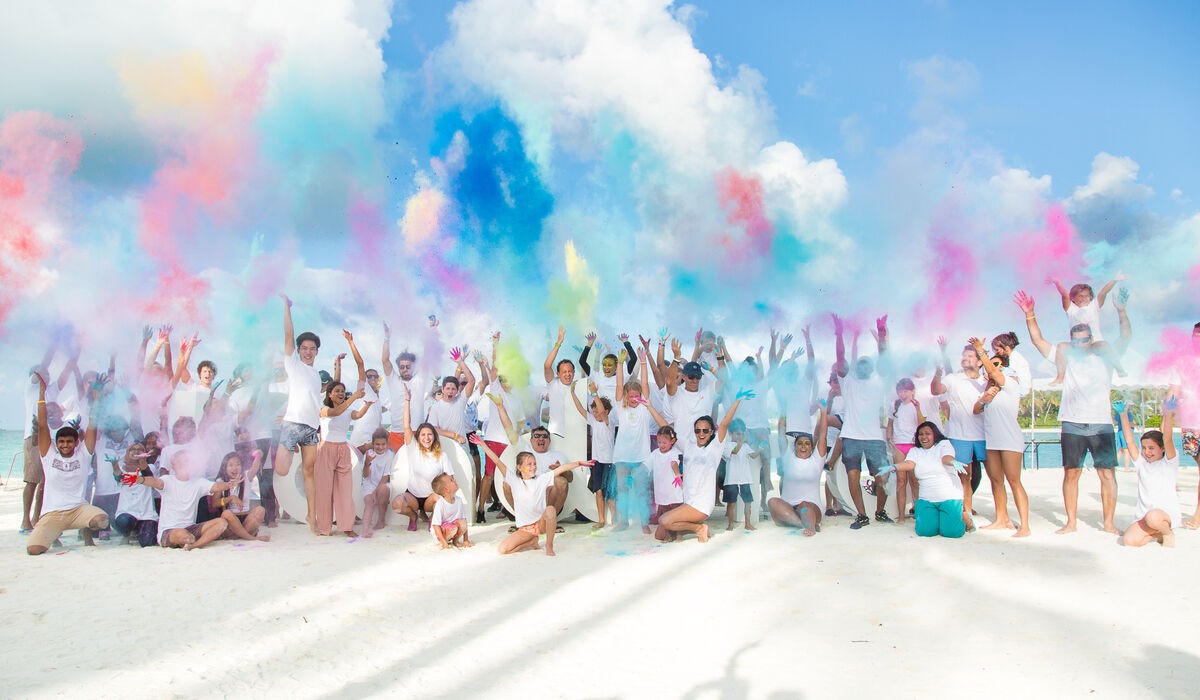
top-left (544, 240), bottom-right (599, 330)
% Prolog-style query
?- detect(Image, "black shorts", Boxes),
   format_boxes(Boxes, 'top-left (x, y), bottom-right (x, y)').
top-left (1061, 430), bottom-right (1118, 469)
top-left (722, 484), bottom-right (753, 504)
top-left (588, 462), bottom-right (615, 499)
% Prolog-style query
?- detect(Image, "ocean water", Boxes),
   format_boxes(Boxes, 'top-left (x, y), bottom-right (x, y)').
top-left (1, 430), bottom-right (24, 484)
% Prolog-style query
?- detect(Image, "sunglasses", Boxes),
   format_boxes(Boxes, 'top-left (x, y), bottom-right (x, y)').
top-left (532, 434), bottom-right (550, 440)
top-left (694, 428), bottom-right (713, 435)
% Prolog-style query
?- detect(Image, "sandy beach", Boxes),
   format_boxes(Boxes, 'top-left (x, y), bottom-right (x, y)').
top-left (2, 467), bottom-right (1198, 699)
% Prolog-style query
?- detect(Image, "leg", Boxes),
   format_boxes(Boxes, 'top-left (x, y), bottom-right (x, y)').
top-left (659, 504), bottom-right (710, 542)
top-left (26, 511), bottom-right (68, 556)
top-left (362, 494), bottom-right (377, 537)
top-left (1000, 451), bottom-right (1031, 537)
top-left (334, 458), bottom-right (357, 536)
top-left (21, 482), bottom-right (38, 530)
top-left (1096, 468), bottom-right (1118, 534)
top-left (137, 519), bottom-right (159, 547)
top-left (896, 471), bottom-right (909, 523)
top-left (914, 499), bottom-right (938, 538)
top-left (457, 520), bottom-right (473, 547)
top-left (242, 505), bottom-right (267, 539)
top-left (498, 529), bottom-right (539, 554)
top-left (391, 492), bottom-right (419, 531)
top-left (313, 450), bottom-right (335, 536)
top-left (742, 486), bottom-right (755, 531)
top-left (725, 498), bottom-right (736, 531)
top-left (798, 503), bottom-right (821, 535)
top-left (980, 450), bottom-right (1013, 530)
top-left (373, 482), bottom-right (390, 528)
top-left (542, 506), bottom-right (559, 556)
top-left (300, 444), bottom-right (319, 530)
top-left (548, 476), bottom-right (568, 517)
top-left (184, 519), bottom-right (229, 550)
top-left (846, 469), bottom-right (866, 516)
top-left (221, 510), bottom-right (258, 540)
top-left (1059, 466), bottom-right (1082, 533)
top-left (768, 497), bottom-right (803, 527)
top-left (938, 499), bottom-right (966, 538)
top-left (113, 513), bottom-right (136, 537)
top-left (477, 473), bottom-right (494, 522)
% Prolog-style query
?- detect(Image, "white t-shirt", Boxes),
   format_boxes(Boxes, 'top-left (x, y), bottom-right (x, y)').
top-left (939, 372), bottom-right (986, 441)
top-left (40, 446), bottom-right (93, 514)
top-left (914, 381), bottom-right (944, 432)
top-left (722, 440), bottom-right (757, 485)
top-left (909, 441), bottom-right (960, 503)
top-left (1135, 454), bottom-right (1180, 527)
top-left (733, 378), bottom-right (770, 431)
top-left (482, 388), bottom-right (526, 444)
top-left (155, 475), bottom-right (214, 531)
top-left (407, 447), bottom-right (453, 498)
top-left (590, 370), bottom-right (619, 407)
top-left (826, 395), bottom-right (845, 447)
top-left (839, 374), bottom-right (886, 441)
top-left (532, 449), bottom-right (568, 476)
top-left (387, 372), bottom-right (429, 427)
top-left (116, 470), bottom-right (158, 521)
top-left (545, 380), bottom-right (572, 436)
top-left (1067, 298), bottom-right (1104, 341)
top-left (1049, 346), bottom-right (1113, 424)
top-left (682, 435), bottom-right (725, 516)
top-left (650, 383), bottom-right (675, 427)
top-left (504, 469), bottom-right (556, 527)
top-left (348, 384), bottom-right (383, 446)
top-left (228, 386), bottom-right (273, 442)
top-left (588, 414), bottom-right (616, 463)
top-left (430, 493), bottom-right (467, 528)
top-left (670, 385), bottom-right (715, 435)
top-left (982, 381), bottom-right (1024, 453)
top-left (649, 448), bottom-right (683, 505)
top-left (779, 375), bottom-right (816, 435)
top-left (428, 395), bottom-right (469, 437)
top-left (891, 401), bottom-right (921, 445)
top-left (167, 381), bottom-right (207, 427)
top-left (362, 449), bottom-right (394, 493)
top-left (613, 403), bottom-right (653, 464)
top-left (320, 407), bottom-right (354, 444)
top-left (1006, 351), bottom-right (1033, 399)
top-left (780, 451), bottom-right (824, 507)
top-left (283, 352), bottom-right (322, 428)
top-left (23, 380), bottom-right (39, 439)
top-left (94, 433), bottom-right (133, 497)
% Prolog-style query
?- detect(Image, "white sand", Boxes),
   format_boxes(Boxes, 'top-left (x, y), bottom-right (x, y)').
top-left (2, 468), bottom-right (1199, 699)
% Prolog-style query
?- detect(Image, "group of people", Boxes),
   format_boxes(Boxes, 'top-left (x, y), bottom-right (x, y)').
top-left (19, 277), bottom-right (1199, 556)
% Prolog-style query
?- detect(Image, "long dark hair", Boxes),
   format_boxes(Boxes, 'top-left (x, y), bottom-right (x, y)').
top-left (912, 420), bottom-right (948, 446)
top-left (323, 381), bottom-right (346, 408)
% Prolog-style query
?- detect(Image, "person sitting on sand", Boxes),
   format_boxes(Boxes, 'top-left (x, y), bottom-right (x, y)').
top-left (392, 386), bottom-right (453, 531)
top-left (209, 451), bottom-right (270, 542)
top-left (113, 443), bottom-right (159, 547)
top-left (767, 406), bottom-right (830, 536)
top-left (470, 435), bottom-right (592, 556)
top-left (887, 421), bottom-right (966, 539)
top-left (129, 450), bottom-right (237, 550)
top-left (429, 473), bottom-right (472, 549)
top-left (360, 428), bottom-right (394, 538)
top-left (1117, 399), bottom-right (1180, 548)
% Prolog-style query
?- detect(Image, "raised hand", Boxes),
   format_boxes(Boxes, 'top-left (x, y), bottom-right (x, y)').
top-left (735, 387), bottom-right (756, 401)
top-left (472, 350), bottom-right (487, 364)
top-left (190, 332), bottom-right (201, 349)
top-left (1115, 287), bottom-right (1130, 310)
top-left (791, 347), bottom-right (805, 360)
top-left (468, 433), bottom-right (484, 446)
top-left (383, 321), bottom-right (391, 339)
top-left (616, 348), bottom-right (628, 365)
top-left (556, 325), bottom-right (565, 344)
top-left (1013, 291), bottom-right (1035, 315)
top-left (157, 325), bottom-right (172, 344)
top-left (781, 333), bottom-right (794, 347)
top-left (968, 336), bottom-right (987, 351)
top-left (342, 329), bottom-right (354, 342)
top-left (33, 370), bottom-right (47, 391)
top-left (801, 324), bottom-right (812, 340)
top-left (937, 335), bottom-right (948, 350)
top-left (585, 331), bottom-right (598, 345)
top-left (1114, 270), bottom-right (1127, 282)
top-left (491, 331), bottom-right (501, 344)
top-left (770, 328), bottom-right (779, 343)
top-left (142, 325), bottom-right (153, 342)
top-left (695, 328), bottom-right (703, 343)
top-left (636, 347), bottom-right (648, 363)
top-left (657, 326), bottom-right (669, 342)
top-left (485, 393), bottom-right (502, 405)
top-left (830, 313), bottom-right (844, 334)
top-left (876, 315), bottom-right (889, 336)
top-left (1112, 399), bottom-right (1126, 414)
top-left (279, 293), bottom-right (292, 308)
top-left (638, 335), bottom-right (651, 349)
top-left (335, 353), bottom-right (347, 364)
top-left (119, 472), bottom-right (139, 486)
top-left (670, 338), bottom-right (683, 357)
top-left (588, 380), bottom-right (598, 395)
top-left (1165, 396), bottom-right (1179, 413)
top-left (617, 333), bottom-right (630, 344)
top-left (450, 347), bottom-right (463, 362)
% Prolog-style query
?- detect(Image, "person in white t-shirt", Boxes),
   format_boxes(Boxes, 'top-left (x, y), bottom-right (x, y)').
top-left (348, 367), bottom-right (386, 451)
top-left (886, 378), bottom-right (923, 524)
top-left (1018, 290), bottom-right (1124, 534)
top-left (429, 472), bottom-right (472, 549)
top-left (20, 347), bottom-right (63, 534)
top-left (722, 418), bottom-right (760, 532)
top-left (478, 362), bottom-right (527, 523)
top-left (833, 314), bottom-right (892, 529)
top-left (970, 337), bottom-right (1031, 538)
top-left (27, 372), bottom-right (108, 556)
top-left (381, 318), bottom-right (437, 450)
top-left (210, 451), bottom-right (269, 542)
top-left (272, 295), bottom-right (323, 509)
top-left (113, 442), bottom-right (159, 547)
top-left (648, 425), bottom-right (683, 524)
top-left (392, 385), bottom-right (454, 531)
top-left (542, 326), bottom-right (576, 436)
top-left (890, 421), bottom-right (967, 538)
top-left (930, 342), bottom-right (987, 531)
top-left (132, 450), bottom-right (234, 550)
top-left (570, 389), bottom-right (616, 528)
top-left (578, 331), bottom-right (636, 408)
top-left (655, 390), bottom-right (750, 543)
top-left (426, 346), bottom-right (476, 446)
top-left (611, 349), bottom-right (670, 532)
top-left (1117, 399), bottom-right (1180, 547)
top-left (315, 331), bottom-right (370, 537)
top-left (472, 436), bottom-right (592, 556)
top-left (1048, 274), bottom-right (1127, 382)
top-left (768, 406), bottom-right (831, 536)
top-left (360, 429), bottom-right (394, 538)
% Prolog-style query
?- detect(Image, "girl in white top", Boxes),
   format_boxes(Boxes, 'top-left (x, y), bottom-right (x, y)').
top-left (313, 330), bottom-right (370, 538)
top-left (612, 348), bottom-right (669, 532)
top-left (472, 436), bottom-right (592, 556)
top-left (360, 428), bottom-right (394, 538)
top-left (887, 378), bottom-right (923, 524)
top-left (768, 407), bottom-right (830, 536)
top-left (1119, 399), bottom-right (1180, 547)
top-left (211, 451), bottom-right (269, 542)
top-left (654, 389), bottom-right (750, 544)
top-left (891, 422), bottom-right (967, 538)
top-left (429, 472), bottom-right (472, 548)
top-left (392, 385), bottom-right (454, 532)
top-left (570, 388), bottom-right (616, 529)
top-left (970, 337), bottom-right (1031, 538)
top-left (648, 426), bottom-right (683, 520)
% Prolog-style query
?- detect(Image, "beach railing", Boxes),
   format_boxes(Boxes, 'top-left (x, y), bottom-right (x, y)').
top-left (3, 451), bottom-right (20, 489)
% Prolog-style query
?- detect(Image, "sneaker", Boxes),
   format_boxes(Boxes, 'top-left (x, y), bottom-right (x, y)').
top-left (488, 501), bottom-right (503, 513)
top-left (875, 511), bottom-right (894, 524)
top-left (825, 509), bottom-right (836, 517)
top-left (850, 514), bottom-right (870, 530)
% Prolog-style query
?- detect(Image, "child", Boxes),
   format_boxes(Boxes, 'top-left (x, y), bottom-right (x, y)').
top-left (113, 443), bottom-right (159, 547)
top-left (768, 407), bottom-right (830, 536)
top-left (722, 418), bottom-right (758, 532)
top-left (648, 425), bottom-right (683, 524)
top-left (124, 451), bottom-right (234, 550)
top-left (1118, 399), bottom-right (1180, 547)
top-left (571, 389), bottom-right (615, 528)
top-left (887, 378), bottom-right (923, 523)
top-left (471, 435), bottom-right (593, 556)
top-left (1048, 274), bottom-right (1126, 382)
top-left (360, 428), bottom-right (394, 538)
top-left (210, 451), bottom-right (270, 542)
top-left (430, 472), bottom-right (472, 548)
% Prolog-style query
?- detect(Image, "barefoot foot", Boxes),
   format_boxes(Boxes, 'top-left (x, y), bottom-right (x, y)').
top-left (1055, 523), bottom-right (1077, 535)
top-left (697, 524), bottom-right (710, 543)
top-left (257, 534), bottom-right (271, 542)
top-left (1161, 529), bottom-right (1176, 548)
top-left (1012, 527), bottom-right (1031, 538)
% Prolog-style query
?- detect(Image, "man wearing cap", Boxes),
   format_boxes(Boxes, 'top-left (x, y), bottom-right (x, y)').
top-left (666, 357), bottom-right (720, 437)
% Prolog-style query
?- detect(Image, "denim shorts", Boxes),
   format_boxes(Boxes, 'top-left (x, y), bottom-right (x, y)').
top-left (279, 421), bottom-right (320, 450)
top-left (722, 483), bottom-right (753, 504)
top-left (841, 438), bottom-right (887, 475)
top-left (949, 439), bottom-right (987, 464)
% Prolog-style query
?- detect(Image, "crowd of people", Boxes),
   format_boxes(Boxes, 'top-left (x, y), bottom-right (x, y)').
top-left (18, 278), bottom-right (1199, 557)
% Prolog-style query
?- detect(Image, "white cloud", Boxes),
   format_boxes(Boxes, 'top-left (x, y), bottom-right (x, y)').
top-left (1069, 152), bottom-right (1152, 203)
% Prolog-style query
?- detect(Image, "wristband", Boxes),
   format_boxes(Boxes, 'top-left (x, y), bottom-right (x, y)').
top-left (1025, 315), bottom-right (1035, 320)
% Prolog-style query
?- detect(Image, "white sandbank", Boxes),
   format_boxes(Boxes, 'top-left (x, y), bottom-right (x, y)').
top-left (1, 468), bottom-right (1198, 699)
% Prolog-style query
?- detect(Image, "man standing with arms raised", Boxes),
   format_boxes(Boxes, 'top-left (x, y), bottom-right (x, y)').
top-left (381, 317), bottom-right (438, 450)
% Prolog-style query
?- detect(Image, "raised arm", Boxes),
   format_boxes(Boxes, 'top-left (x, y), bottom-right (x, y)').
top-left (543, 326), bottom-right (564, 383)
top-left (1096, 272), bottom-right (1124, 308)
top-left (451, 346), bottom-right (475, 397)
top-left (35, 372), bottom-right (51, 458)
top-left (614, 349), bottom-right (627, 403)
top-left (1114, 400), bottom-right (1138, 462)
top-left (620, 335), bottom-right (636, 374)
top-left (470, 434), bottom-right (509, 478)
top-left (640, 335), bottom-right (665, 389)
top-left (550, 459), bottom-right (595, 479)
top-left (343, 330), bottom-right (366, 382)
top-left (569, 379), bottom-right (588, 418)
top-left (1014, 291), bottom-right (1052, 359)
top-left (1049, 277), bottom-right (1070, 311)
top-left (1112, 287), bottom-right (1132, 356)
top-left (969, 337), bottom-right (1005, 387)
top-left (716, 389), bottom-right (754, 442)
top-left (281, 294), bottom-right (295, 356)
top-left (485, 392), bottom-right (519, 445)
top-left (1163, 397), bottom-right (1177, 461)
top-left (833, 314), bottom-right (848, 377)
top-left (474, 352), bottom-right (491, 394)
top-left (579, 333), bottom-right (594, 376)
top-left (381, 322), bottom-right (394, 377)
top-left (690, 328), bottom-right (703, 362)
top-left (815, 406), bottom-right (830, 458)
top-left (403, 386), bottom-right (414, 444)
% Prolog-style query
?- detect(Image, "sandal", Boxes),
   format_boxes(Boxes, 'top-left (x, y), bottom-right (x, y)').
top-left (825, 509), bottom-right (836, 517)
top-left (850, 514), bottom-right (870, 530)
top-left (554, 526), bottom-right (565, 534)
top-left (508, 525), bottom-right (518, 533)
